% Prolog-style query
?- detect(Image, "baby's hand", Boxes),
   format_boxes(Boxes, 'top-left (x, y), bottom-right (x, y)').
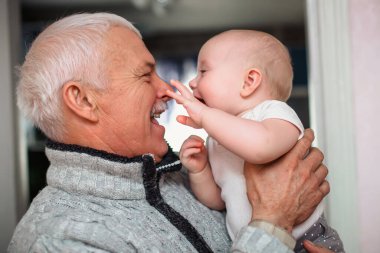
top-left (180, 135), bottom-right (208, 174)
top-left (166, 80), bottom-right (208, 129)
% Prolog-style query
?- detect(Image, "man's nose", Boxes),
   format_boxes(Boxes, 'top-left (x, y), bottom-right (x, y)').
top-left (155, 76), bottom-right (173, 102)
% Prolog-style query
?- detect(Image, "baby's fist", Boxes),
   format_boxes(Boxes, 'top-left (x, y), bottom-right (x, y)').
top-left (180, 135), bottom-right (208, 174)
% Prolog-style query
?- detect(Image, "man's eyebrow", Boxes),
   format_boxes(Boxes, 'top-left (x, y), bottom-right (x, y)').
top-left (134, 61), bottom-right (155, 76)
top-left (139, 61), bottom-right (155, 71)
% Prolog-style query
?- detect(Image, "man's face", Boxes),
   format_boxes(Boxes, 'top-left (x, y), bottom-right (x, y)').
top-left (95, 26), bottom-right (173, 163)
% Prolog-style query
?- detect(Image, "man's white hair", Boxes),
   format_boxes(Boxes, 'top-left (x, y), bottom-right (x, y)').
top-left (17, 13), bottom-right (141, 141)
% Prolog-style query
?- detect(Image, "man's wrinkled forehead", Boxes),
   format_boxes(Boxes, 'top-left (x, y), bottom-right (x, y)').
top-left (104, 26), bottom-right (155, 67)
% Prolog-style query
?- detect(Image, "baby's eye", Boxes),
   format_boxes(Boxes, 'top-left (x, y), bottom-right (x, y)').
top-left (200, 70), bottom-right (207, 74)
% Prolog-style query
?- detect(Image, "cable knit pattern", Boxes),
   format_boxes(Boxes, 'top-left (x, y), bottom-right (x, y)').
top-left (8, 141), bottom-right (297, 253)
top-left (8, 142), bottom-right (231, 253)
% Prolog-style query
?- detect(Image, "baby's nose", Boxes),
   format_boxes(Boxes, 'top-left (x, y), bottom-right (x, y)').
top-left (189, 78), bottom-right (197, 90)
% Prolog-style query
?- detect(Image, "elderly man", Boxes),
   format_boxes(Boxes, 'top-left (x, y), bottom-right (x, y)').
top-left (9, 13), bottom-right (330, 253)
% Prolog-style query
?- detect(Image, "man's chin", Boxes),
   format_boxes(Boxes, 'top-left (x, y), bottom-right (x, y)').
top-left (153, 143), bottom-right (169, 164)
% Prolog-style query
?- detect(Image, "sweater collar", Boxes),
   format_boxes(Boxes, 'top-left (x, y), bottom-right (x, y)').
top-left (45, 140), bottom-right (181, 200)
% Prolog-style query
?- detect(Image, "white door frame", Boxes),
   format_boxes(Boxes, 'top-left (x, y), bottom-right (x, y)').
top-left (306, 0), bottom-right (359, 252)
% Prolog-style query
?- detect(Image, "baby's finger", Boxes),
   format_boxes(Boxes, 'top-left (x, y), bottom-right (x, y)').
top-left (188, 135), bottom-right (205, 143)
top-left (181, 147), bottom-right (203, 159)
top-left (182, 136), bottom-right (204, 149)
top-left (187, 139), bottom-right (204, 149)
top-left (170, 80), bottom-right (193, 98)
top-left (166, 90), bottom-right (186, 104)
top-left (177, 115), bottom-right (201, 129)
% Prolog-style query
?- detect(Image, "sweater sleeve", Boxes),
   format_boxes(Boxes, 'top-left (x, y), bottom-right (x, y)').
top-left (11, 235), bottom-right (111, 253)
top-left (232, 226), bottom-right (294, 253)
top-left (29, 235), bottom-right (130, 253)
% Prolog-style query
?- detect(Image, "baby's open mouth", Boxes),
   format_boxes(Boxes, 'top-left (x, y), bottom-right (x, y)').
top-left (196, 96), bottom-right (206, 105)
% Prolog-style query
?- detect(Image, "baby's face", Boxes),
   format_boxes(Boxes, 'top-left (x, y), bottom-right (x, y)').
top-left (189, 39), bottom-right (246, 115)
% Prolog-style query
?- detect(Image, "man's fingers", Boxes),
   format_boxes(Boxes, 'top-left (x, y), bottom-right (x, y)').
top-left (314, 164), bottom-right (328, 184)
top-left (292, 129), bottom-right (315, 160)
top-left (303, 240), bottom-right (333, 253)
top-left (304, 147), bottom-right (324, 172)
top-left (244, 161), bottom-right (264, 177)
top-left (319, 180), bottom-right (330, 197)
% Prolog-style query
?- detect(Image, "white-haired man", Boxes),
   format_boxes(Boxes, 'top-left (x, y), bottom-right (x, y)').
top-left (9, 13), bottom-right (330, 253)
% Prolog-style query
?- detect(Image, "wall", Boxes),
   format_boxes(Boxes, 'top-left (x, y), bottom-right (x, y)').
top-left (350, 0), bottom-right (380, 252)
top-left (307, 0), bottom-right (380, 252)
top-left (306, 0), bottom-right (359, 251)
top-left (0, 0), bottom-right (20, 251)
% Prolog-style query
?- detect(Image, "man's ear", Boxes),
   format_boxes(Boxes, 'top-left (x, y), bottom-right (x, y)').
top-left (62, 82), bottom-right (99, 122)
top-left (240, 68), bottom-right (262, 98)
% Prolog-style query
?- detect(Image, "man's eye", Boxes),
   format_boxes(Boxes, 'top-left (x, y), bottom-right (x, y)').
top-left (140, 73), bottom-right (152, 81)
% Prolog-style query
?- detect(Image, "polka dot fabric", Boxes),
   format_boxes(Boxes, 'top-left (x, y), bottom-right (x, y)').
top-left (294, 215), bottom-right (344, 253)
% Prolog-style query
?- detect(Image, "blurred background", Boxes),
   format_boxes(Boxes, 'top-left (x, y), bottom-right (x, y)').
top-left (21, 0), bottom-right (310, 202)
top-left (1, 0), bottom-right (379, 252)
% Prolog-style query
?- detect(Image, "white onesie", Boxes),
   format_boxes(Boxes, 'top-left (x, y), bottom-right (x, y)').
top-left (207, 100), bottom-right (324, 241)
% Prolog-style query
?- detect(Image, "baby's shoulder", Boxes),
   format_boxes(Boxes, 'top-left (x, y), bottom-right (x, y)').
top-left (242, 100), bottom-right (293, 120)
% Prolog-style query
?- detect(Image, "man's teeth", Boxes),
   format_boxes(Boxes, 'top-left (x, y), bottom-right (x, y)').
top-left (151, 101), bottom-right (167, 119)
top-left (150, 112), bottom-right (161, 118)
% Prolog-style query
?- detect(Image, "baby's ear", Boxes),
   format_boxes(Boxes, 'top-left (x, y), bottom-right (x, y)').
top-left (62, 81), bottom-right (99, 122)
top-left (240, 68), bottom-right (262, 98)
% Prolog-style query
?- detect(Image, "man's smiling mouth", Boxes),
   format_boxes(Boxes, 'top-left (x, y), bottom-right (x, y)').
top-left (150, 100), bottom-right (168, 120)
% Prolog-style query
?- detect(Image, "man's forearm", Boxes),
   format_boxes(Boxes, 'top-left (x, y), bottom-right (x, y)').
top-left (232, 223), bottom-right (294, 253)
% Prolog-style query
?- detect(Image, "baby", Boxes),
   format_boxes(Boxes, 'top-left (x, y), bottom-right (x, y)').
top-left (167, 30), bottom-right (343, 252)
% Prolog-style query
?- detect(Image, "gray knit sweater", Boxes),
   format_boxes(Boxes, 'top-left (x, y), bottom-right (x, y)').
top-left (8, 141), bottom-right (292, 253)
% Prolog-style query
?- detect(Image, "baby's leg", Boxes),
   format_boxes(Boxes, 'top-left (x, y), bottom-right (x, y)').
top-left (294, 215), bottom-right (345, 253)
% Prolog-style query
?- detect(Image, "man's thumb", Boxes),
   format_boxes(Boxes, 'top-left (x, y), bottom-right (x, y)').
top-left (303, 240), bottom-right (332, 253)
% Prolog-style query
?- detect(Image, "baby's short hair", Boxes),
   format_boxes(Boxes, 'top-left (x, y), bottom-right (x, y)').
top-left (246, 31), bottom-right (293, 101)
top-left (216, 30), bottom-right (293, 101)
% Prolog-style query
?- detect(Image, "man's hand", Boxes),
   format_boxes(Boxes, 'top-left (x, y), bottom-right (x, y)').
top-left (303, 240), bottom-right (334, 253)
top-left (180, 135), bottom-right (208, 174)
top-left (244, 129), bottom-right (330, 232)
top-left (166, 80), bottom-right (208, 129)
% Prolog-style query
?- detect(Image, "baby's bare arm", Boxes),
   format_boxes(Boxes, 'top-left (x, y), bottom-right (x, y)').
top-left (202, 108), bottom-right (300, 164)
top-left (180, 136), bottom-right (225, 210)
top-left (167, 80), bottom-right (300, 164)
top-left (188, 163), bottom-right (225, 210)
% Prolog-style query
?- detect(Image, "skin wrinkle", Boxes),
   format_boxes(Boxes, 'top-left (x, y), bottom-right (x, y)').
top-left (91, 26), bottom-right (166, 158)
